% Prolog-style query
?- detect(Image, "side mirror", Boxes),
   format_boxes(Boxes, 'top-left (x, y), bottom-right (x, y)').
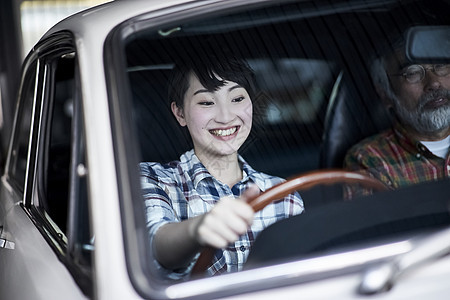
top-left (406, 26), bottom-right (450, 63)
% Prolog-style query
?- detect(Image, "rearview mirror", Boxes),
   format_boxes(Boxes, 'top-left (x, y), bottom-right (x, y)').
top-left (406, 26), bottom-right (450, 63)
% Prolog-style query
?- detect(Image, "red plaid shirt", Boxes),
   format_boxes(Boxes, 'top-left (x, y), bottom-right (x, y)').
top-left (344, 125), bottom-right (450, 189)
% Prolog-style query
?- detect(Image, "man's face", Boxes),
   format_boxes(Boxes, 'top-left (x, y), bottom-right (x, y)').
top-left (386, 50), bottom-right (450, 138)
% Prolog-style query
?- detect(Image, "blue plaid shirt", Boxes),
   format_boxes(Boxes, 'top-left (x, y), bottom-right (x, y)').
top-left (140, 150), bottom-right (304, 280)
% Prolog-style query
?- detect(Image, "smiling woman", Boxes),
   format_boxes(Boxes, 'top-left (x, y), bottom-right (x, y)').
top-left (139, 52), bottom-right (304, 280)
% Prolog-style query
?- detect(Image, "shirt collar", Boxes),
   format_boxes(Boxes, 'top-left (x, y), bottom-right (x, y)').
top-left (239, 156), bottom-right (269, 192)
top-left (179, 150), bottom-right (213, 188)
top-left (393, 123), bottom-right (447, 158)
top-left (180, 149), bottom-right (268, 191)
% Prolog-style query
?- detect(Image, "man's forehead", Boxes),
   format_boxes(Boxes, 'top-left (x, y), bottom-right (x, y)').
top-left (385, 48), bottom-right (408, 70)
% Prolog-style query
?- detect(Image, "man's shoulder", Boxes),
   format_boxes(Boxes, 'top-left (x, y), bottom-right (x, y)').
top-left (343, 128), bottom-right (399, 168)
top-left (347, 128), bottom-right (396, 154)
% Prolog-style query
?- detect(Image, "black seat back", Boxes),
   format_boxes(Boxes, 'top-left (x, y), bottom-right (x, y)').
top-left (129, 69), bottom-right (192, 164)
top-left (320, 71), bottom-right (392, 168)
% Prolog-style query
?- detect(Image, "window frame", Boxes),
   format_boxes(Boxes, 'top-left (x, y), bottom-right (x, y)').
top-left (104, 0), bottom-right (450, 299)
top-left (6, 58), bottom-right (42, 195)
top-left (9, 31), bottom-right (93, 296)
top-left (104, 1), bottom-right (340, 297)
top-left (104, 1), bottom-right (345, 298)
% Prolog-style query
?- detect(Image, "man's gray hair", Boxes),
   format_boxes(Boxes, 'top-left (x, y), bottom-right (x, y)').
top-left (369, 35), bottom-right (406, 100)
top-left (370, 57), bottom-right (396, 99)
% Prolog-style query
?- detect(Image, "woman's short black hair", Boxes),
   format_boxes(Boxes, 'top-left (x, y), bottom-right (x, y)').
top-left (168, 53), bottom-right (257, 108)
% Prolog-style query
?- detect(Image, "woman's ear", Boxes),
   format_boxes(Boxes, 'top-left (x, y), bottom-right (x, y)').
top-left (171, 102), bottom-right (187, 126)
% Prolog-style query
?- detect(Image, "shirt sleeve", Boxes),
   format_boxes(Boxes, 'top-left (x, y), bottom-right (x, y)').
top-left (344, 145), bottom-right (367, 171)
top-left (140, 163), bottom-right (193, 280)
top-left (270, 176), bottom-right (304, 216)
top-left (344, 146), bottom-right (393, 198)
top-left (286, 191), bottom-right (304, 216)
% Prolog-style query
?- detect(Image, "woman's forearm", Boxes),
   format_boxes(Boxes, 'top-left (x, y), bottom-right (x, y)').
top-left (154, 215), bottom-right (204, 270)
top-left (153, 190), bottom-right (256, 270)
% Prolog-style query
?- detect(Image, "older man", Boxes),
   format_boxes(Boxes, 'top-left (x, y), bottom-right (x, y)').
top-left (344, 41), bottom-right (450, 189)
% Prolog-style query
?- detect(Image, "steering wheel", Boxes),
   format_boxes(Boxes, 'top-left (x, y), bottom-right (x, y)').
top-left (191, 169), bottom-right (388, 275)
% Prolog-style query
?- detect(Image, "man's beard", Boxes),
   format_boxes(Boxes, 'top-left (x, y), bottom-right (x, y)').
top-left (392, 89), bottom-right (450, 134)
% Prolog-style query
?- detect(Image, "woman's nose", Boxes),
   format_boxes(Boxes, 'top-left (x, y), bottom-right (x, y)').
top-left (214, 101), bottom-right (235, 123)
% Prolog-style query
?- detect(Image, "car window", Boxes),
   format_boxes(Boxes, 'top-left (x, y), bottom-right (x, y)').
top-left (120, 3), bottom-right (362, 285)
top-left (105, 0), bottom-right (450, 298)
top-left (40, 54), bottom-right (75, 233)
top-left (8, 61), bottom-right (38, 192)
top-left (18, 48), bottom-right (93, 295)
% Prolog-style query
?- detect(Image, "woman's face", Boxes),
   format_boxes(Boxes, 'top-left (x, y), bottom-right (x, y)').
top-left (172, 72), bottom-right (253, 159)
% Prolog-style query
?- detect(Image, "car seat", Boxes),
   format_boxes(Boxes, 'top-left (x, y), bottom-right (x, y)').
top-left (320, 70), bottom-right (392, 169)
top-left (129, 68), bottom-right (192, 164)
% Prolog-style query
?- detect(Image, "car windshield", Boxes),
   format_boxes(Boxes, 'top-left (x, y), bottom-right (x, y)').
top-left (108, 0), bottom-right (450, 295)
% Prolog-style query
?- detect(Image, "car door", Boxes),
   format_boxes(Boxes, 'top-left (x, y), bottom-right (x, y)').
top-left (0, 32), bottom-right (91, 299)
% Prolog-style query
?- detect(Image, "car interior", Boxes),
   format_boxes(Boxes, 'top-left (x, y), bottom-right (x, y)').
top-left (126, 1), bottom-right (449, 204)
top-left (121, 0), bottom-right (450, 279)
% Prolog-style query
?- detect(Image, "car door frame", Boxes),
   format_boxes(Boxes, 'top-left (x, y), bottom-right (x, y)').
top-left (0, 31), bottom-right (89, 299)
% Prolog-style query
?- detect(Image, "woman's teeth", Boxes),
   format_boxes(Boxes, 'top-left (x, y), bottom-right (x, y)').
top-left (210, 127), bottom-right (237, 137)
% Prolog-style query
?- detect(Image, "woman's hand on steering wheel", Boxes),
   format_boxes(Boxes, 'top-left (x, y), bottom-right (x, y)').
top-left (192, 170), bottom-right (388, 275)
top-left (192, 185), bottom-right (259, 249)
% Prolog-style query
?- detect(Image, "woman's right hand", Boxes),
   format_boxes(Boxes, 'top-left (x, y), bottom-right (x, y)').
top-left (154, 185), bottom-right (260, 269)
top-left (190, 185), bottom-right (259, 248)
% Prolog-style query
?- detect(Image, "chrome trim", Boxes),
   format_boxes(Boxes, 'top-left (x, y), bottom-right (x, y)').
top-left (166, 240), bottom-right (412, 298)
top-left (359, 226), bottom-right (450, 294)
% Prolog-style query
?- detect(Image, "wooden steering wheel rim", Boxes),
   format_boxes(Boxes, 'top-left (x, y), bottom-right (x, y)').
top-left (191, 170), bottom-right (388, 275)
top-left (247, 169), bottom-right (388, 211)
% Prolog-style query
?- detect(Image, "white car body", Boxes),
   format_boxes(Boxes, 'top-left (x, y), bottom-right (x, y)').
top-left (0, 0), bottom-right (449, 299)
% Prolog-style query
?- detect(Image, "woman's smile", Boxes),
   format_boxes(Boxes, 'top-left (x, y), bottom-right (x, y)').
top-left (209, 126), bottom-right (240, 138)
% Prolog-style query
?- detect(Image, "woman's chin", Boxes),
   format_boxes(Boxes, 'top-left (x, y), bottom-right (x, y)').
top-left (196, 145), bottom-right (240, 158)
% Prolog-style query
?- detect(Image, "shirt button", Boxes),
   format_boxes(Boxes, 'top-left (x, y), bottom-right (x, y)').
top-left (240, 246), bottom-right (246, 252)
top-left (416, 153), bottom-right (421, 159)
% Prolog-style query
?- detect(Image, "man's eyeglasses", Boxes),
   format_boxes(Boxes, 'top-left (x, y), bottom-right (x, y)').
top-left (390, 64), bottom-right (450, 84)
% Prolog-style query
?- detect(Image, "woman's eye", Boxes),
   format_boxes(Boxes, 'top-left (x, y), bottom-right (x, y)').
top-left (199, 101), bottom-right (214, 106)
top-left (232, 96), bottom-right (245, 103)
